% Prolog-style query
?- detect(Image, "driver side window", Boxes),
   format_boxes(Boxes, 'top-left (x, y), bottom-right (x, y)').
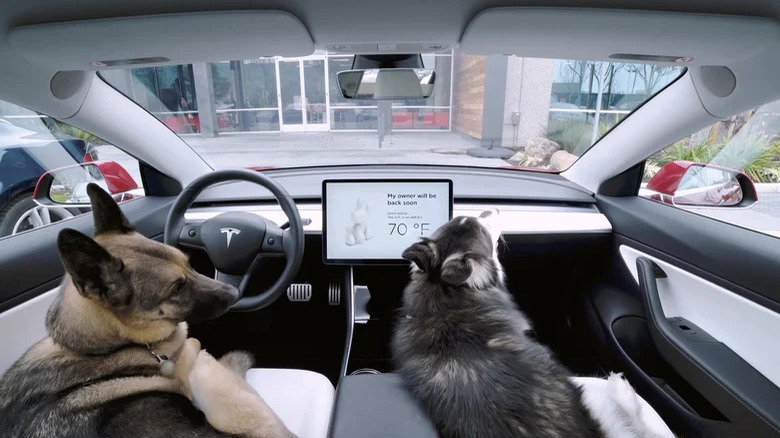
top-left (641, 98), bottom-right (780, 238)
top-left (0, 100), bottom-right (143, 240)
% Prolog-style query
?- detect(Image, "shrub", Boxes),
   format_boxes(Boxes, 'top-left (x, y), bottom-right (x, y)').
top-left (545, 119), bottom-right (612, 156)
top-left (645, 134), bottom-right (780, 184)
top-left (660, 140), bottom-right (715, 164)
top-left (42, 118), bottom-right (105, 146)
top-left (709, 135), bottom-right (780, 183)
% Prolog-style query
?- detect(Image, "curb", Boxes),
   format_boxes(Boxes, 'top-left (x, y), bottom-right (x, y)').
top-left (755, 183), bottom-right (780, 194)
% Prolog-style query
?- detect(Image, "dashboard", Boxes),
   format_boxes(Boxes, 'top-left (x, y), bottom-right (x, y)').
top-left (184, 167), bottom-right (612, 254)
top-left (192, 166), bottom-right (596, 204)
top-left (177, 166), bottom-right (614, 386)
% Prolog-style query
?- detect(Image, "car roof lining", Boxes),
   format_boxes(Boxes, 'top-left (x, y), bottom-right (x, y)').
top-left (8, 11), bottom-right (314, 72)
top-left (461, 8), bottom-right (779, 67)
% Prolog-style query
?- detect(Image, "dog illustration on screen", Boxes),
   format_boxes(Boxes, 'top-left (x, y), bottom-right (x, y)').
top-left (345, 197), bottom-right (373, 246)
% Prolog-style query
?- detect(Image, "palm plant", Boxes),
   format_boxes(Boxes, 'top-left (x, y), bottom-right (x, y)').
top-left (709, 134), bottom-right (780, 183)
top-left (646, 134), bottom-right (780, 184)
top-left (660, 140), bottom-right (716, 164)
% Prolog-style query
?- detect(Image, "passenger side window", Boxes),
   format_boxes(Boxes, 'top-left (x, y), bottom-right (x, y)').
top-left (641, 98), bottom-right (780, 238)
top-left (0, 100), bottom-right (143, 240)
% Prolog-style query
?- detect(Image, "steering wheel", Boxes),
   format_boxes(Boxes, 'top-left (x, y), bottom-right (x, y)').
top-left (164, 169), bottom-right (304, 312)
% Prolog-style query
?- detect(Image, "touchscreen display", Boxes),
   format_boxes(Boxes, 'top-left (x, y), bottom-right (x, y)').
top-left (323, 179), bottom-right (452, 263)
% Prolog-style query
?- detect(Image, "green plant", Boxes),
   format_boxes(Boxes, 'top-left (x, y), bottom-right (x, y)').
top-left (660, 140), bottom-right (717, 164)
top-left (42, 118), bottom-right (105, 145)
top-left (643, 159), bottom-right (661, 182)
top-left (709, 134), bottom-right (780, 183)
top-left (545, 119), bottom-right (612, 155)
top-left (647, 134), bottom-right (780, 184)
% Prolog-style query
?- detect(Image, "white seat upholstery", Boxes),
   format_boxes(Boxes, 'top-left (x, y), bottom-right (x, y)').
top-left (246, 368), bottom-right (335, 438)
top-left (572, 375), bottom-right (674, 438)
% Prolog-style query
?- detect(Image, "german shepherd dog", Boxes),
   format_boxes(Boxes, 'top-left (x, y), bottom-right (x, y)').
top-left (0, 184), bottom-right (294, 438)
top-left (391, 211), bottom-right (605, 438)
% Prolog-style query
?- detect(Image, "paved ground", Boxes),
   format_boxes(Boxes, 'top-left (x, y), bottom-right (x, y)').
top-left (753, 191), bottom-right (780, 217)
top-left (99, 130), bottom-right (507, 186)
top-left (181, 131), bottom-right (505, 169)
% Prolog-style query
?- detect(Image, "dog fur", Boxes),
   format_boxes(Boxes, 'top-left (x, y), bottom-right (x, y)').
top-left (0, 184), bottom-right (294, 438)
top-left (391, 211), bottom-right (604, 438)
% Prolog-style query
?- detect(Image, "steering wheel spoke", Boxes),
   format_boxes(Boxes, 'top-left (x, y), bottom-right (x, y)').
top-left (214, 269), bottom-right (246, 291)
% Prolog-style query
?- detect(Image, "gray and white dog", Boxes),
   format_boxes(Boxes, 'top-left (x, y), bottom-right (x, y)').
top-left (392, 211), bottom-right (605, 438)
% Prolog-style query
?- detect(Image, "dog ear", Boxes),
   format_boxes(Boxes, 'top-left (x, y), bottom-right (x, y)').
top-left (440, 254), bottom-right (473, 286)
top-left (87, 183), bottom-right (134, 235)
top-left (57, 228), bottom-right (129, 305)
top-left (402, 239), bottom-right (438, 273)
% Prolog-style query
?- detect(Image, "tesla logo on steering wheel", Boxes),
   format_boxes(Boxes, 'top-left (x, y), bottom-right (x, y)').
top-left (220, 227), bottom-right (241, 248)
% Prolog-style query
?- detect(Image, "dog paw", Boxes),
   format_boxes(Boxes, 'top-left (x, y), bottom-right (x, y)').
top-left (189, 350), bottom-right (294, 437)
top-left (172, 337), bottom-right (201, 398)
top-left (219, 350), bottom-right (255, 377)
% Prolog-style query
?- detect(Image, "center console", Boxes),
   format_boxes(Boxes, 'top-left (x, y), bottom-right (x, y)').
top-left (322, 179), bottom-right (450, 436)
top-left (328, 374), bottom-right (438, 438)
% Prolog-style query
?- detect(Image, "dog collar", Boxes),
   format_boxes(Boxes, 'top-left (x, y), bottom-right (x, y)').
top-left (145, 343), bottom-right (175, 377)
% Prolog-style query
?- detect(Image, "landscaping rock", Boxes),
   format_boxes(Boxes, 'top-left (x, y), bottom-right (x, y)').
top-left (550, 150), bottom-right (578, 171)
top-left (506, 151), bottom-right (528, 167)
top-left (524, 137), bottom-right (561, 166)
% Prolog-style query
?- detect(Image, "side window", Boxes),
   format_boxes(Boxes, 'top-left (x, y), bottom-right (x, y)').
top-left (0, 100), bottom-right (143, 239)
top-left (641, 98), bottom-right (780, 238)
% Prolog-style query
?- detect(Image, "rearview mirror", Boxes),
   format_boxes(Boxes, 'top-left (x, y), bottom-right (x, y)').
top-left (645, 161), bottom-right (757, 207)
top-left (34, 161), bottom-right (140, 208)
top-left (337, 68), bottom-right (435, 100)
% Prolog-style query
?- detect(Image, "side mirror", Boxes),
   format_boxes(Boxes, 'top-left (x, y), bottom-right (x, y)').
top-left (337, 68), bottom-right (435, 100)
top-left (646, 161), bottom-right (757, 207)
top-left (33, 161), bottom-right (140, 207)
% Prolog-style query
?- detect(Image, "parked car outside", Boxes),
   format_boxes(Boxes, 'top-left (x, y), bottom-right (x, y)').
top-left (0, 118), bottom-right (97, 237)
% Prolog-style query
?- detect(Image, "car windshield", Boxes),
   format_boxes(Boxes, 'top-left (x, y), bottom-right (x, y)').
top-left (100, 52), bottom-right (683, 171)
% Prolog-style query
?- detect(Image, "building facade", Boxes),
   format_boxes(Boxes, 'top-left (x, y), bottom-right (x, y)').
top-left (95, 51), bottom-right (682, 151)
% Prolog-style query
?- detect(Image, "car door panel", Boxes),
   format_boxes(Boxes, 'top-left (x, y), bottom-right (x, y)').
top-left (633, 253), bottom-right (779, 437)
top-left (623, 247), bottom-right (780, 387)
top-left (592, 194), bottom-right (780, 437)
top-left (0, 287), bottom-right (57, 374)
top-left (598, 196), bottom-right (780, 305)
top-left (586, 285), bottom-right (730, 438)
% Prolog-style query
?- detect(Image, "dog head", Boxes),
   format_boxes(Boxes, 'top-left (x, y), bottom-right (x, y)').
top-left (56, 184), bottom-right (239, 343)
top-left (402, 209), bottom-right (503, 289)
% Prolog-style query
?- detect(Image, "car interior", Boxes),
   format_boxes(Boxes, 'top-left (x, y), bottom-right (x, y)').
top-left (0, 1), bottom-right (779, 437)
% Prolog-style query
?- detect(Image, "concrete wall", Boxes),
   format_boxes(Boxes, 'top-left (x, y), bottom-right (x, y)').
top-left (451, 51), bottom-right (485, 139)
top-left (502, 57), bottom-right (555, 149)
top-left (451, 53), bottom-right (555, 147)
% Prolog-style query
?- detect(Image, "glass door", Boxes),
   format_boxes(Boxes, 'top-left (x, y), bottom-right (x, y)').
top-left (278, 60), bottom-right (304, 131)
top-left (276, 57), bottom-right (329, 132)
top-left (303, 59), bottom-right (328, 131)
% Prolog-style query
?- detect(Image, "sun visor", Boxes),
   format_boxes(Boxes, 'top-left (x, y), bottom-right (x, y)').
top-left (8, 11), bottom-right (314, 70)
top-left (461, 8), bottom-right (779, 66)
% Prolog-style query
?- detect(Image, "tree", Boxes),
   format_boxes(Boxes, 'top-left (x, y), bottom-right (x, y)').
top-left (631, 65), bottom-right (678, 96)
